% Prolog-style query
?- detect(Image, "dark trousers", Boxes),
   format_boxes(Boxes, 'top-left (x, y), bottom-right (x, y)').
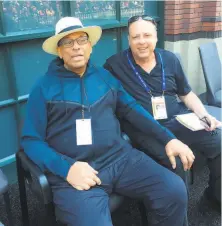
top-left (48, 149), bottom-right (187, 226)
top-left (121, 118), bottom-right (221, 204)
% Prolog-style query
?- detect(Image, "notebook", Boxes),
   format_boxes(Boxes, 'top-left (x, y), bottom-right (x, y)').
top-left (175, 113), bottom-right (205, 131)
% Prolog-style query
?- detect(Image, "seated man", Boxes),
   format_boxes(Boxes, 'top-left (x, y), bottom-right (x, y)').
top-left (104, 15), bottom-right (221, 211)
top-left (21, 17), bottom-right (195, 226)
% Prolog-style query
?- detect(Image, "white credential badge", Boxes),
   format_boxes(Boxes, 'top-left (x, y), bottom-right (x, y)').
top-left (151, 96), bottom-right (168, 120)
top-left (76, 119), bottom-right (92, 145)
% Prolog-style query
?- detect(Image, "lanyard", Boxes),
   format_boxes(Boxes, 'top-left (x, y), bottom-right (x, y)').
top-left (126, 50), bottom-right (165, 96)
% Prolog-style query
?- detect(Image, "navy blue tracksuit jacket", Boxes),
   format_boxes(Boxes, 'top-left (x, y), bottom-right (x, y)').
top-left (21, 58), bottom-right (175, 180)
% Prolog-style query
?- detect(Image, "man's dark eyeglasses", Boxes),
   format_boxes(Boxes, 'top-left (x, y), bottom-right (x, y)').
top-left (128, 15), bottom-right (157, 27)
top-left (58, 35), bottom-right (89, 48)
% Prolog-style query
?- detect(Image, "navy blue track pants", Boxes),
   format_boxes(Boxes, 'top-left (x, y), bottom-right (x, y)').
top-left (48, 149), bottom-right (187, 226)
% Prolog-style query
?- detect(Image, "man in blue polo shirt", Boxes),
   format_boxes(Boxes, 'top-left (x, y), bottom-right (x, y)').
top-left (104, 15), bottom-right (221, 210)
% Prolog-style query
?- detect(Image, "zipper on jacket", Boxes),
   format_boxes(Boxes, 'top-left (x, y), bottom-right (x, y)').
top-left (80, 77), bottom-right (85, 119)
top-left (81, 77), bottom-right (95, 160)
top-left (81, 77), bottom-right (91, 115)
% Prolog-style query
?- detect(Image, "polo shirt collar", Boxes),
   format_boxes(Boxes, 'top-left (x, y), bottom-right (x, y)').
top-left (127, 48), bottom-right (161, 73)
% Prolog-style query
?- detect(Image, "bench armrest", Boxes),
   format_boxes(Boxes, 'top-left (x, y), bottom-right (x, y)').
top-left (16, 150), bottom-right (53, 204)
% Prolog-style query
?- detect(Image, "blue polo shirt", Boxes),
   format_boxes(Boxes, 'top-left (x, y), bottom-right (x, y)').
top-left (104, 48), bottom-right (192, 127)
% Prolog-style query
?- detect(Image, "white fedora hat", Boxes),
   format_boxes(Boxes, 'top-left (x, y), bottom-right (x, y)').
top-left (42, 17), bottom-right (102, 55)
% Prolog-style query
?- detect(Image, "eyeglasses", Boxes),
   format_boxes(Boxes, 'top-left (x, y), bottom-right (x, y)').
top-left (128, 15), bottom-right (157, 27)
top-left (58, 35), bottom-right (89, 48)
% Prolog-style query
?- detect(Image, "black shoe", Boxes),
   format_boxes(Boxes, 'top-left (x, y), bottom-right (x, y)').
top-left (198, 189), bottom-right (221, 213)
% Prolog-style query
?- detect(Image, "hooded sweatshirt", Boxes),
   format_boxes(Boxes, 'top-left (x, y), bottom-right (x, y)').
top-left (21, 58), bottom-right (175, 180)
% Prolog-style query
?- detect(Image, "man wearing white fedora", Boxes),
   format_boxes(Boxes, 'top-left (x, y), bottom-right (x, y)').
top-left (21, 17), bottom-right (194, 226)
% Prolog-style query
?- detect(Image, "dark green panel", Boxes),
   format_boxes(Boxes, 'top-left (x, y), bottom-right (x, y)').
top-left (91, 29), bottom-right (117, 66)
top-left (19, 102), bottom-right (27, 125)
top-left (144, 1), bottom-right (158, 16)
top-left (121, 27), bottom-right (129, 51)
top-left (0, 107), bottom-right (18, 159)
top-left (71, 1), bottom-right (116, 23)
top-left (157, 1), bottom-right (165, 49)
top-left (0, 45), bottom-right (12, 101)
top-left (1, 162), bottom-right (17, 185)
top-left (0, 2), bottom-right (4, 34)
top-left (121, 1), bottom-right (145, 21)
top-left (2, 1), bottom-right (64, 33)
top-left (10, 39), bottom-right (55, 96)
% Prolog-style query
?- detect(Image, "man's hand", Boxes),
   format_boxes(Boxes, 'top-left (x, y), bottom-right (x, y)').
top-left (165, 139), bottom-right (195, 171)
top-left (200, 114), bottom-right (222, 131)
top-left (66, 161), bottom-right (101, 190)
